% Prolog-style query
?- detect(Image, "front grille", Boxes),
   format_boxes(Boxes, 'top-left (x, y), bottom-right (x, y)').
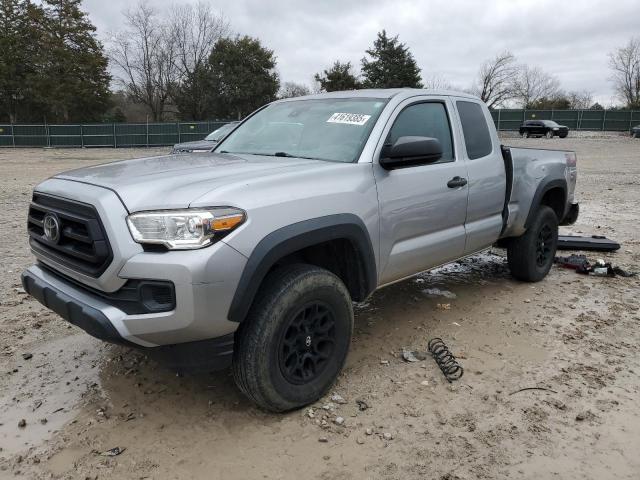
top-left (28, 193), bottom-right (113, 277)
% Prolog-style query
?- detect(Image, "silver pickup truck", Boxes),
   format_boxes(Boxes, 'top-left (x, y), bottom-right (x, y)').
top-left (22, 89), bottom-right (578, 411)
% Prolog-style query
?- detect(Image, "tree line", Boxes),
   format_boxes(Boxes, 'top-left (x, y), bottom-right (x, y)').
top-left (1, 0), bottom-right (639, 124)
top-left (0, 0), bottom-right (110, 123)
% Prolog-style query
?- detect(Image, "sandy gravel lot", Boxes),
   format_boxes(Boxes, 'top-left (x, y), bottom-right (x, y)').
top-left (0, 137), bottom-right (639, 479)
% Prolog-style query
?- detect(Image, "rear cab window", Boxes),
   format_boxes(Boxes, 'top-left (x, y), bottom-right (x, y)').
top-left (456, 101), bottom-right (493, 159)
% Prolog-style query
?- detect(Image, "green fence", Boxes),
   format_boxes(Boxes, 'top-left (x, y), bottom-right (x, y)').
top-left (1, 111), bottom-right (639, 148)
top-left (490, 109), bottom-right (640, 132)
top-left (0, 121), bottom-right (232, 147)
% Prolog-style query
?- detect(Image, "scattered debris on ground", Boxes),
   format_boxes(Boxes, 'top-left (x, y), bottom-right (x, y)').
top-left (428, 338), bottom-right (464, 382)
top-left (100, 447), bottom-right (125, 457)
top-left (555, 254), bottom-right (637, 277)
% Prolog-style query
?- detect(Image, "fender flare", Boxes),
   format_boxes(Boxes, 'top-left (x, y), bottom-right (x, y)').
top-left (227, 214), bottom-right (377, 323)
top-left (524, 178), bottom-right (567, 229)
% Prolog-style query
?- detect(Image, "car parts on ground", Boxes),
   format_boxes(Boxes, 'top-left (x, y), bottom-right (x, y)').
top-left (428, 338), bottom-right (464, 382)
top-left (557, 235), bottom-right (620, 252)
top-left (554, 254), bottom-right (636, 277)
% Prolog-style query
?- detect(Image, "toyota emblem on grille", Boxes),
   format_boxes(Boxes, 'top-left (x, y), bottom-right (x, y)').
top-left (43, 213), bottom-right (61, 244)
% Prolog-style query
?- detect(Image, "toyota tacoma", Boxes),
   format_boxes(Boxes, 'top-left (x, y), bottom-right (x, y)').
top-left (22, 89), bottom-right (579, 412)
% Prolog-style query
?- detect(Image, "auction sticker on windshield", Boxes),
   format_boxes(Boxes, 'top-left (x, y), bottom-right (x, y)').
top-left (327, 113), bottom-right (371, 126)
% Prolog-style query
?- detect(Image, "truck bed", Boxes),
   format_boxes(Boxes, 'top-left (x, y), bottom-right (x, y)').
top-left (500, 145), bottom-right (577, 238)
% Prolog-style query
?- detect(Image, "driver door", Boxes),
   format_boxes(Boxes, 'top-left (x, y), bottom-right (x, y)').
top-left (374, 98), bottom-right (469, 285)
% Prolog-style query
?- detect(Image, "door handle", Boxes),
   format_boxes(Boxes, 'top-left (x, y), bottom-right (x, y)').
top-left (447, 176), bottom-right (467, 188)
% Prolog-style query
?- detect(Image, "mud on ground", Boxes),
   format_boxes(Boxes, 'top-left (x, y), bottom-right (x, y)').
top-left (0, 138), bottom-right (639, 479)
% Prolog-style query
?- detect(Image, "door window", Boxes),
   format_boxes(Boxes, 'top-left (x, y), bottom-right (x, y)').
top-left (386, 102), bottom-right (454, 163)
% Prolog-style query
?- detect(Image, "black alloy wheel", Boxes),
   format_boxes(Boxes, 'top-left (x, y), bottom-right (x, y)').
top-left (278, 302), bottom-right (336, 385)
top-left (535, 224), bottom-right (553, 267)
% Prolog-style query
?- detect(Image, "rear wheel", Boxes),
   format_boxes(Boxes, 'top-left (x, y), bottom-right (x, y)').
top-left (232, 264), bottom-right (353, 412)
top-left (546, 130), bottom-right (554, 139)
top-left (507, 206), bottom-right (558, 282)
top-left (522, 130), bottom-right (530, 138)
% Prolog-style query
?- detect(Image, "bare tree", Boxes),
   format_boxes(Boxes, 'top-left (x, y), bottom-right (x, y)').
top-left (514, 66), bottom-right (561, 108)
top-left (471, 51), bottom-right (519, 108)
top-left (423, 73), bottom-right (453, 90)
top-left (169, 2), bottom-right (228, 78)
top-left (279, 82), bottom-right (311, 99)
top-left (168, 2), bottom-right (229, 119)
top-left (109, 2), bottom-right (177, 121)
top-left (566, 90), bottom-right (594, 109)
top-left (609, 37), bottom-right (640, 108)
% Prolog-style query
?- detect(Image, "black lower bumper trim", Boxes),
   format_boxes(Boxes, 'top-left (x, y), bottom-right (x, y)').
top-left (22, 269), bottom-right (128, 346)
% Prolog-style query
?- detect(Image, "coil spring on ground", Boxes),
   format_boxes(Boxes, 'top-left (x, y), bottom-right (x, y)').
top-left (428, 337), bottom-right (464, 382)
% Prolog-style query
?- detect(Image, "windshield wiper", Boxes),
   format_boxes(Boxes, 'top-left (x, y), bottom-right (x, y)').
top-left (273, 152), bottom-right (327, 161)
top-left (220, 151), bottom-right (326, 161)
top-left (219, 151), bottom-right (292, 157)
top-left (219, 151), bottom-right (264, 156)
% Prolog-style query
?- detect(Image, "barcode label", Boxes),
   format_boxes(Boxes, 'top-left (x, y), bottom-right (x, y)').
top-left (326, 113), bottom-right (371, 126)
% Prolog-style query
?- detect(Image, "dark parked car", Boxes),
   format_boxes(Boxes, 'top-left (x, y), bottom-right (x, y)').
top-left (172, 121), bottom-right (239, 153)
top-left (631, 125), bottom-right (640, 138)
top-left (519, 120), bottom-right (569, 138)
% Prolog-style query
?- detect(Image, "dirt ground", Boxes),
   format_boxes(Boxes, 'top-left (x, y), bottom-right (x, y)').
top-left (0, 137), bottom-right (639, 479)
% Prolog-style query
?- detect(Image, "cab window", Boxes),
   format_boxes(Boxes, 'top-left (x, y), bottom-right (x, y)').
top-left (386, 102), bottom-right (454, 163)
top-left (456, 101), bottom-right (493, 159)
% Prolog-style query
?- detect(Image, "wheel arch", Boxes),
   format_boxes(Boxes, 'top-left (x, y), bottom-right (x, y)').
top-left (227, 214), bottom-right (377, 323)
top-left (524, 178), bottom-right (567, 229)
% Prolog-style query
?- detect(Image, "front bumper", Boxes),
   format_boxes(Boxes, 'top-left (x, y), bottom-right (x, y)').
top-left (23, 237), bottom-right (246, 346)
top-left (22, 264), bottom-right (237, 371)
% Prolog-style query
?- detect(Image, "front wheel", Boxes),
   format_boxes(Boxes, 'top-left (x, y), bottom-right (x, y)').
top-left (507, 206), bottom-right (559, 282)
top-left (232, 264), bottom-right (353, 412)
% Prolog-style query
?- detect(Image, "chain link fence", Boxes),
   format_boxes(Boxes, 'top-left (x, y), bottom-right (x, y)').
top-left (1, 111), bottom-right (639, 148)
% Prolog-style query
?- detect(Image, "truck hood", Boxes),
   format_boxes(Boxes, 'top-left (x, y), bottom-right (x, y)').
top-left (54, 152), bottom-right (332, 212)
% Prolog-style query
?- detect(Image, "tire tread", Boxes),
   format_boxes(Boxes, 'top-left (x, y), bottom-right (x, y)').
top-left (507, 206), bottom-right (558, 282)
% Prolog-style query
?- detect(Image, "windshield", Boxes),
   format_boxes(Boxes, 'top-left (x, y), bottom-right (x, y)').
top-left (205, 123), bottom-right (236, 141)
top-left (215, 98), bottom-right (388, 162)
top-left (543, 120), bottom-right (560, 127)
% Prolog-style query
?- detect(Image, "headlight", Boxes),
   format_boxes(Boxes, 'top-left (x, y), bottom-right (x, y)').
top-left (553, 127), bottom-right (559, 130)
top-left (126, 208), bottom-right (245, 250)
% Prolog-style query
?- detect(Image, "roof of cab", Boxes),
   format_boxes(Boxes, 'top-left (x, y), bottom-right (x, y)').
top-left (276, 88), bottom-right (481, 103)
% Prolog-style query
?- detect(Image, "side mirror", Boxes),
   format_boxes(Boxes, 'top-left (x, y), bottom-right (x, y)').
top-left (379, 136), bottom-right (443, 170)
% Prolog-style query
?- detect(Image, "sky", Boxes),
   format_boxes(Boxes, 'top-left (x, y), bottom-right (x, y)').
top-left (83, 0), bottom-right (639, 106)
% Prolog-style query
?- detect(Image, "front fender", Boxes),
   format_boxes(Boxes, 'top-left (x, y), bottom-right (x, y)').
top-left (226, 214), bottom-right (377, 323)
